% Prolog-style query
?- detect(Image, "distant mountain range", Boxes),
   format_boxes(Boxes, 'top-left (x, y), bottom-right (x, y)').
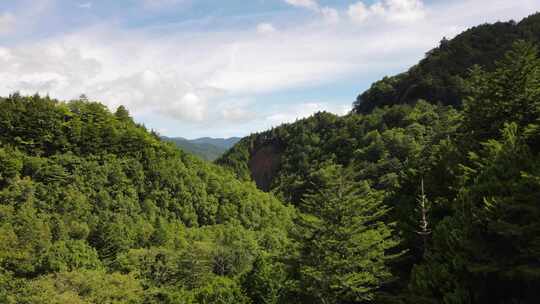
top-left (162, 136), bottom-right (241, 161)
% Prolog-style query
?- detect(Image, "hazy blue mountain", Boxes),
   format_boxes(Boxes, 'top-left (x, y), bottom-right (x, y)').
top-left (162, 136), bottom-right (241, 161)
top-left (189, 137), bottom-right (242, 149)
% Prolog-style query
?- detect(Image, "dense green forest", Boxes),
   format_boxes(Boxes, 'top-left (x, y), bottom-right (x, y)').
top-left (162, 137), bottom-right (240, 161)
top-left (0, 96), bottom-right (295, 303)
top-left (3, 12), bottom-right (540, 304)
top-left (353, 12), bottom-right (540, 113)
top-left (218, 14), bottom-right (540, 304)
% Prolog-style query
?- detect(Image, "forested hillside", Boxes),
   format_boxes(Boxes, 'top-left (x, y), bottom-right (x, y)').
top-left (218, 37), bottom-right (540, 304)
top-left (353, 12), bottom-right (540, 113)
top-left (189, 137), bottom-right (241, 150)
top-left (162, 137), bottom-right (240, 161)
top-left (3, 12), bottom-right (540, 304)
top-left (0, 95), bottom-right (295, 303)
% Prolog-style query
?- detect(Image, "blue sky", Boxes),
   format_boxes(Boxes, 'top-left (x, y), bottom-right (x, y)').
top-left (1, 0), bottom-right (539, 138)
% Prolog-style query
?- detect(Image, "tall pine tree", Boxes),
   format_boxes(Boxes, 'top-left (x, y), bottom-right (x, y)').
top-left (294, 164), bottom-right (401, 304)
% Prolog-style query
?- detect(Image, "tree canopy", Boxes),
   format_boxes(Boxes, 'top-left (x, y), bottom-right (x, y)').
top-left (0, 94), bottom-right (294, 303)
top-left (219, 39), bottom-right (540, 303)
top-left (352, 13), bottom-right (540, 114)
top-left (4, 12), bottom-right (540, 304)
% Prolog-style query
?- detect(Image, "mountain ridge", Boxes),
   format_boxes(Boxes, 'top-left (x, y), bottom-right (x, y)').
top-left (221, 12), bottom-right (540, 191)
top-left (0, 95), bottom-right (293, 303)
top-left (2, 11), bottom-right (540, 304)
top-left (162, 136), bottom-right (241, 161)
top-left (353, 12), bottom-right (540, 113)
top-left (217, 13), bottom-right (540, 302)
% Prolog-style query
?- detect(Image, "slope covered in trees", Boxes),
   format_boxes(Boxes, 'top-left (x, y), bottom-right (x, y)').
top-left (219, 38), bottom-right (540, 303)
top-left (3, 13), bottom-right (540, 304)
top-left (0, 95), bottom-right (295, 303)
top-left (162, 137), bottom-right (240, 161)
top-left (353, 12), bottom-right (540, 113)
top-left (0, 94), bottom-right (403, 303)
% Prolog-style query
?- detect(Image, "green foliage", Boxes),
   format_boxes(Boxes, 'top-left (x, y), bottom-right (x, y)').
top-left (0, 95), bottom-right (293, 303)
top-left (42, 240), bottom-right (102, 272)
top-left (4, 13), bottom-right (540, 304)
top-left (353, 13), bottom-right (540, 113)
top-left (408, 41), bottom-right (540, 304)
top-left (162, 137), bottom-right (240, 161)
top-left (195, 276), bottom-right (251, 304)
top-left (220, 31), bottom-right (540, 303)
top-left (219, 103), bottom-right (460, 209)
top-left (463, 40), bottom-right (540, 143)
top-left (219, 101), bottom-right (462, 302)
top-left (208, 224), bottom-right (259, 277)
top-left (0, 148), bottom-right (23, 185)
top-left (242, 255), bottom-right (287, 304)
top-left (293, 164), bottom-right (400, 303)
top-left (410, 124), bottom-right (540, 303)
top-left (17, 270), bottom-right (144, 304)
top-left (115, 105), bottom-right (132, 121)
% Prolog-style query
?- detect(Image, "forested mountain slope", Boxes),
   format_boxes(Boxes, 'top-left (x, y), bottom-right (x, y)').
top-left (0, 95), bottom-right (402, 304)
top-left (218, 39), bottom-right (540, 302)
top-left (0, 95), bottom-right (294, 303)
top-left (162, 137), bottom-right (240, 161)
top-left (162, 137), bottom-right (226, 161)
top-left (189, 137), bottom-right (241, 150)
top-left (3, 12), bottom-right (540, 304)
top-left (353, 12), bottom-right (540, 113)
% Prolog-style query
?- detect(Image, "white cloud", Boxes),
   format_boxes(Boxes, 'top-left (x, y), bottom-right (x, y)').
top-left (256, 23), bottom-right (276, 34)
top-left (284, 0), bottom-right (341, 23)
top-left (385, 0), bottom-right (426, 22)
top-left (0, 0), bottom-right (539, 136)
top-left (16, 72), bottom-right (69, 92)
top-left (78, 2), bottom-right (93, 9)
top-left (222, 107), bottom-right (254, 122)
top-left (348, 0), bottom-right (426, 23)
top-left (0, 0), bottom-right (55, 37)
top-left (0, 13), bottom-right (16, 35)
top-left (143, 0), bottom-right (185, 9)
top-left (348, 2), bottom-right (369, 23)
top-left (0, 48), bottom-right (12, 61)
top-left (266, 102), bottom-right (351, 125)
top-left (166, 92), bottom-right (207, 122)
top-left (321, 7), bottom-right (340, 24)
top-left (284, 0), bottom-right (320, 11)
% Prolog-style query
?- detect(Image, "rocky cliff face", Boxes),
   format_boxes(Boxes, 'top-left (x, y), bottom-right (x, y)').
top-left (248, 144), bottom-right (281, 191)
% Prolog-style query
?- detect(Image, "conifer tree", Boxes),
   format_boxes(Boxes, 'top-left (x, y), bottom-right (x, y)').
top-left (410, 41), bottom-right (540, 304)
top-left (463, 40), bottom-right (540, 143)
top-left (294, 164), bottom-right (400, 304)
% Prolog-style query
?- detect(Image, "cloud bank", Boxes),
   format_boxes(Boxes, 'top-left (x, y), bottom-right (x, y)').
top-left (0, 0), bottom-right (539, 137)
